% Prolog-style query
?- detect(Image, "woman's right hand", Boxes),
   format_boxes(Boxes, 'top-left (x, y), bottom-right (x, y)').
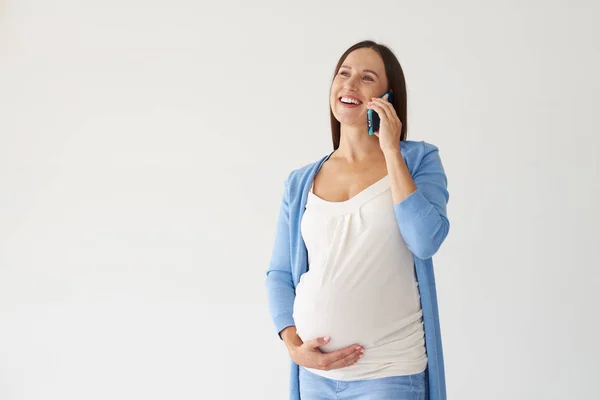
top-left (281, 327), bottom-right (364, 371)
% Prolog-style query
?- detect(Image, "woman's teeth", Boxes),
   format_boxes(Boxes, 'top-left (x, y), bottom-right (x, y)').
top-left (340, 97), bottom-right (361, 105)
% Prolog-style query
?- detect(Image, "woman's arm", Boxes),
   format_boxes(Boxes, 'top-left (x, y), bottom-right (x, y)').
top-left (384, 142), bottom-right (450, 260)
top-left (265, 177), bottom-right (297, 339)
top-left (367, 96), bottom-right (450, 260)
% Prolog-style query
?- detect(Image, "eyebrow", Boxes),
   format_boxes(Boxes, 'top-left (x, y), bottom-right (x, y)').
top-left (340, 65), bottom-right (379, 79)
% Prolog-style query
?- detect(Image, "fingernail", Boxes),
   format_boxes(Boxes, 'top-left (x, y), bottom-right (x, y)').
top-left (355, 346), bottom-right (362, 351)
top-left (324, 336), bottom-right (330, 341)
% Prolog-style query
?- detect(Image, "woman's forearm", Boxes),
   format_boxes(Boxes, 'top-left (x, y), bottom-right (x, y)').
top-left (280, 326), bottom-right (303, 350)
top-left (383, 148), bottom-right (417, 205)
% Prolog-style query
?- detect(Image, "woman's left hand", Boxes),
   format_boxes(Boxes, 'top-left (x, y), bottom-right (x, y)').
top-left (367, 93), bottom-right (402, 153)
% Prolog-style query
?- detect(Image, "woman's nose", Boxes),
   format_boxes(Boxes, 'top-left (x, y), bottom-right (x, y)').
top-left (343, 78), bottom-right (359, 90)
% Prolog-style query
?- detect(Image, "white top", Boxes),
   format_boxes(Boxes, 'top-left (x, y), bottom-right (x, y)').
top-left (293, 175), bottom-right (427, 381)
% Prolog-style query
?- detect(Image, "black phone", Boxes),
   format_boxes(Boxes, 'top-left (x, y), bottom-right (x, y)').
top-left (367, 90), bottom-right (393, 136)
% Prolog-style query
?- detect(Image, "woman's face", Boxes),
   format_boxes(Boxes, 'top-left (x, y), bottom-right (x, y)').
top-left (330, 48), bottom-right (389, 128)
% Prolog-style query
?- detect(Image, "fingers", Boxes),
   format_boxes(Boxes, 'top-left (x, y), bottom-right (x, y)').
top-left (321, 344), bottom-right (363, 366)
top-left (301, 337), bottom-right (365, 371)
top-left (320, 346), bottom-right (364, 371)
top-left (379, 93), bottom-right (395, 112)
top-left (367, 98), bottom-right (395, 122)
top-left (305, 336), bottom-right (330, 349)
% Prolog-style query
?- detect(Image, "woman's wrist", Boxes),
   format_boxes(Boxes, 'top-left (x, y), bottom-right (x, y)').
top-left (280, 326), bottom-right (302, 351)
top-left (382, 146), bottom-right (402, 159)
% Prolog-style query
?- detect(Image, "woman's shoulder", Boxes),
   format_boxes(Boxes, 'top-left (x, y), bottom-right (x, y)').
top-left (283, 154), bottom-right (330, 191)
top-left (401, 140), bottom-right (446, 170)
top-left (401, 139), bottom-right (441, 156)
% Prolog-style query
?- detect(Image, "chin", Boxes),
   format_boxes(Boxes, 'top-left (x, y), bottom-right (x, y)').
top-left (332, 110), bottom-right (365, 126)
top-left (334, 115), bottom-right (364, 128)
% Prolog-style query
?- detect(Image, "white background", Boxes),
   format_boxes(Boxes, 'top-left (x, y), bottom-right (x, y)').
top-left (1, 1), bottom-right (598, 399)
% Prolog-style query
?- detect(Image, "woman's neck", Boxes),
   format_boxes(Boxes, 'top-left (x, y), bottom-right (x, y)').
top-left (335, 124), bottom-right (384, 162)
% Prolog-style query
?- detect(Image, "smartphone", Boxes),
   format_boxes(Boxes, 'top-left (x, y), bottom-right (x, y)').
top-left (367, 90), bottom-right (393, 136)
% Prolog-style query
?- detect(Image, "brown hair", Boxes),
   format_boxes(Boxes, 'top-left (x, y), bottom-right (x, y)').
top-left (330, 40), bottom-right (408, 150)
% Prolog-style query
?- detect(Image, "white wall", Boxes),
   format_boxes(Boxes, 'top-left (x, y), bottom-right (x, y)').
top-left (1, 1), bottom-right (598, 399)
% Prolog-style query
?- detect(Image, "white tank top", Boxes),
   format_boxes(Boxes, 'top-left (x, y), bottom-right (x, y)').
top-left (293, 175), bottom-right (427, 381)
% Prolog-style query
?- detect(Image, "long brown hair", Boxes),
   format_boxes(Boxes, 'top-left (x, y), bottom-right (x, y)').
top-left (330, 40), bottom-right (408, 150)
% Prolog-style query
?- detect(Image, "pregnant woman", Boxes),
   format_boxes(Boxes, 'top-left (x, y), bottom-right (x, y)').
top-left (265, 40), bottom-right (450, 400)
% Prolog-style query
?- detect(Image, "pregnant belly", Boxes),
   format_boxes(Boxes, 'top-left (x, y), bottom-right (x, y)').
top-left (293, 283), bottom-right (384, 353)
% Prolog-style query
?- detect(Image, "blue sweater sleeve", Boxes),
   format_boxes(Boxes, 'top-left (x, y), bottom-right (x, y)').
top-left (265, 177), bottom-right (296, 339)
top-left (393, 142), bottom-right (450, 260)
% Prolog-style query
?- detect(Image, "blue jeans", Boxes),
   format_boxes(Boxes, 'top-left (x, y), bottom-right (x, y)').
top-left (299, 367), bottom-right (427, 400)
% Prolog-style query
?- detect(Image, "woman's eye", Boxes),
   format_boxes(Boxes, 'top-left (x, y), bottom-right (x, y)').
top-left (338, 71), bottom-right (374, 81)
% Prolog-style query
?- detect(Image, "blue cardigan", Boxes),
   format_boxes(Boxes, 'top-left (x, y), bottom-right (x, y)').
top-left (266, 140), bottom-right (450, 400)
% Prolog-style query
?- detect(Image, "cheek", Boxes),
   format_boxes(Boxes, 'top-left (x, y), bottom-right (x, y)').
top-left (330, 79), bottom-right (342, 94)
top-left (330, 81), bottom-right (343, 100)
top-left (329, 90), bottom-right (338, 107)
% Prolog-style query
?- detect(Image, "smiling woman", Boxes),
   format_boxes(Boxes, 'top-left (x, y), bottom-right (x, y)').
top-left (265, 40), bottom-right (450, 400)
top-left (329, 42), bottom-right (408, 150)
